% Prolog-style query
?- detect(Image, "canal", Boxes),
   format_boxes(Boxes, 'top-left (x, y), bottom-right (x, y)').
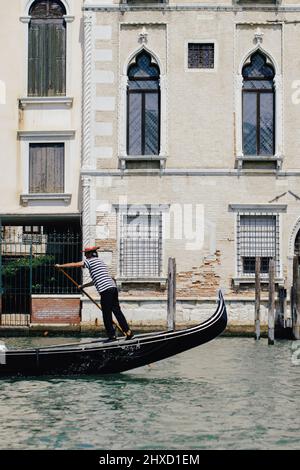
top-left (0, 337), bottom-right (299, 450)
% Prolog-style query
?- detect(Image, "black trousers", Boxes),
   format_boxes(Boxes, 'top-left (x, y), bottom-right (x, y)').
top-left (100, 287), bottom-right (129, 338)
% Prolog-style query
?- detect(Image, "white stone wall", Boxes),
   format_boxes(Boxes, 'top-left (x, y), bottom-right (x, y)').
top-left (0, 0), bottom-right (83, 215)
top-left (82, 297), bottom-right (270, 326)
top-left (81, 3), bottom-right (300, 325)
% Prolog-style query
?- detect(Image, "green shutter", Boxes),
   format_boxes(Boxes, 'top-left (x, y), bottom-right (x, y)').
top-left (51, 21), bottom-right (66, 96)
top-left (28, 22), bottom-right (46, 96)
top-left (28, 19), bottom-right (66, 97)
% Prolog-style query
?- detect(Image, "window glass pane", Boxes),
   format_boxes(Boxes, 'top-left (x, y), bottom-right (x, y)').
top-left (145, 93), bottom-right (159, 155)
top-left (128, 93), bottom-right (142, 155)
top-left (260, 93), bottom-right (274, 155)
top-left (242, 51), bottom-right (274, 79)
top-left (128, 52), bottom-right (159, 79)
top-left (243, 92), bottom-right (257, 155)
top-left (30, 0), bottom-right (66, 18)
top-left (243, 80), bottom-right (273, 90)
top-left (242, 256), bottom-right (271, 274)
top-left (128, 80), bottom-right (159, 90)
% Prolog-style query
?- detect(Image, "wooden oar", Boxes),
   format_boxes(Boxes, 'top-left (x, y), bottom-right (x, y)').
top-left (55, 266), bottom-right (125, 335)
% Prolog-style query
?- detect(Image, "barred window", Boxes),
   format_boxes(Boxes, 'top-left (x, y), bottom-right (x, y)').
top-left (119, 211), bottom-right (162, 278)
top-left (237, 213), bottom-right (280, 277)
top-left (188, 43), bottom-right (214, 69)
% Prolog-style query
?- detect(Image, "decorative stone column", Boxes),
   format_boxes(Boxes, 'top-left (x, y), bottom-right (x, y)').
top-left (82, 176), bottom-right (92, 249)
top-left (81, 175), bottom-right (92, 286)
top-left (81, 13), bottom-right (93, 257)
top-left (82, 13), bottom-right (93, 170)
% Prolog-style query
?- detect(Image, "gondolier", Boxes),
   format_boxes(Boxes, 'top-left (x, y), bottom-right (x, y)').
top-left (56, 246), bottom-right (133, 341)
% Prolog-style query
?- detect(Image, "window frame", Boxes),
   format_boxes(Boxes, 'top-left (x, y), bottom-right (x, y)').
top-left (118, 209), bottom-right (163, 279)
top-left (18, 131), bottom-right (75, 206)
top-left (29, 142), bottom-right (65, 194)
top-left (185, 39), bottom-right (218, 73)
top-left (237, 213), bottom-right (279, 278)
top-left (235, 47), bottom-right (283, 170)
top-left (126, 51), bottom-right (161, 157)
top-left (28, 1), bottom-right (67, 97)
top-left (229, 204), bottom-right (286, 285)
top-left (242, 52), bottom-right (275, 157)
top-left (20, 0), bottom-right (74, 100)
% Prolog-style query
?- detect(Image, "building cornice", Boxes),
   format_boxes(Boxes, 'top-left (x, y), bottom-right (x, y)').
top-left (83, 4), bottom-right (300, 13)
top-left (81, 168), bottom-right (300, 177)
top-left (229, 204), bottom-right (287, 212)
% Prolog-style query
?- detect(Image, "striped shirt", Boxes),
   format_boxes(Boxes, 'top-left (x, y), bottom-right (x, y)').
top-left (84, 258), bottom-right (115, 293)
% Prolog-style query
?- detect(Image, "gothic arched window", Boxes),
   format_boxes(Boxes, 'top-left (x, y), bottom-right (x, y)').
top-left (28, 0), bottom-right (66, 96)
top-left (242, 51), bottom-right (275, 156)
top-left (127, 51), bottom-right (160, 155)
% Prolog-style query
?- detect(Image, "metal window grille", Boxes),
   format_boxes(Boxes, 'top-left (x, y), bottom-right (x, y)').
top-left (237, 213), bottom-right (280, 277)
top-left (188, 43), bottom-right (214, 69)
top-left (120, 211), bottom-right (162, 278)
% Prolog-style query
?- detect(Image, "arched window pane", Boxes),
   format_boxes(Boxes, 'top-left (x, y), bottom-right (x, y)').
top-left (242, 51), bottom-right (275, 156)
top-left (127, 51), bottom-right (160, 156)
top-left (29, 0), bottom-right (66, 18)
top-left (242, 52), bottom-right (274, 79)
top-left (128, 53), bottom-right (159, 79)
top-left (28, 1), bottom-right (66, 97)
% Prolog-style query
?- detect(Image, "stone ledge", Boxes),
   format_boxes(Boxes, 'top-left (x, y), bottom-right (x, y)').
top-left (19, 97), bottom-right (74, 109)
top-left (20, 193), bottom-right (72, 206)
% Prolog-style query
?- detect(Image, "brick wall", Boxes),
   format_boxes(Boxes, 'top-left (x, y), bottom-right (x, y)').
top-left (31, 297), bottom-right (81, 324)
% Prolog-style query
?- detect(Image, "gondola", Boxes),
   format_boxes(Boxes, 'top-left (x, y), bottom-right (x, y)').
top-left (0, 290), bottom-right (227, 377)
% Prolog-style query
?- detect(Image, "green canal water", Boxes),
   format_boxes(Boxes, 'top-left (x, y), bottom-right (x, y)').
top-left (0, 337), bottom-right (299, 450)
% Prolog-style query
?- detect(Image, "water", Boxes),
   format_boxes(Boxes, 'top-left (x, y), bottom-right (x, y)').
top-left (0, 337), bottom-right (299, 450)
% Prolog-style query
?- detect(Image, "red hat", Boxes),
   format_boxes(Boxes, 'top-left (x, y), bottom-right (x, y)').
top-left (82, 246), bottom-right (100, 253)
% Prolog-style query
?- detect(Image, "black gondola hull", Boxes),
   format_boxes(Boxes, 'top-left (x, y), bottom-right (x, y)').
top-left (0, 291), bottom-right (227, 377)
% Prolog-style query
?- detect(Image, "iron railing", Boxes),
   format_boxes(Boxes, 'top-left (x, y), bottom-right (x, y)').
top-left (0, 227), bottom-right (82, 326)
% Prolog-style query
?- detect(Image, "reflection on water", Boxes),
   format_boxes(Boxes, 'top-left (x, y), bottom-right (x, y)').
top-left (0, 337), bottom-right (299, 449)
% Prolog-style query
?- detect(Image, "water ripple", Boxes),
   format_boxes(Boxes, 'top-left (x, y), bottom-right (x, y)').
top-left (0, 337), bottom-right (299, 449)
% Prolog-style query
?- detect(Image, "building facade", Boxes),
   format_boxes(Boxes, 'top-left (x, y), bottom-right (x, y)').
top-left (0, 0), bottom-right (83, 325)
top-left (81, 0), bottom-right (300, 330)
